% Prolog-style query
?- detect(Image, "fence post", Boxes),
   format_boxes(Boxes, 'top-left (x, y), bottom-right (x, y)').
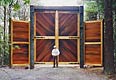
top-left (30, 5), bottom-right (34, 69)
top-left (80, 6), bottom-right (84, 68)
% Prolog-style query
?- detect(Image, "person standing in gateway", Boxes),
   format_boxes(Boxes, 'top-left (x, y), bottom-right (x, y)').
top-left (52, 46), bottom-right (60, 68)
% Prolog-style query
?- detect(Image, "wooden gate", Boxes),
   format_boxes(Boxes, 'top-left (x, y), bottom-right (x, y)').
top-left (32, 6), bottom-right (82, 64)
top-left (84, 20), bottom-right (103, 66)
top-left (11, 20), bottom-right (30, 66)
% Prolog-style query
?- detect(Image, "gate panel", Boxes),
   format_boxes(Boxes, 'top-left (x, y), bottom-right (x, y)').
top-left (35, 12), bottom-right (55, 36)
top-left (59, 39), bottom-right (78, 62)
top-left (35, 11), bottom-right (55, 63)
top-left (59, 12), bottom-right (79, 63)
top-left (13, 44), bottom-right (29, 64)
top-left (85, 44), bottom-right (101, 64)
top-left (13, 21), bottom-right (29, 42)
top-left (36, 39), bottom-right (55, 62)
top-left (11, 20), bottom-right (30, 66)
top-left (59, 13), bottom-right (78, 36)
top-left (84, 20), bottom-right (103, 66)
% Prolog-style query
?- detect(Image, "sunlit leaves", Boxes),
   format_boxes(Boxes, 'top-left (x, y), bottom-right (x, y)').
top-left (23, 0), bottom-right (30, 4)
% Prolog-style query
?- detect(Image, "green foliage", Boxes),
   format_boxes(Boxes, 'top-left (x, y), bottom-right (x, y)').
top-left (96, 0), bottom-right (104, 14)
top-left (0, 0), bottom-right (30, 66)
top-left (13, 2), bottom-right (20, 11)
top-left (85, 1), bottom-right (98, 13)
top-left (84, 0), bottom-right (104, 20)
top-left (112, 0), bottom-right (116, 11)
top-left (84, 1), bottom-right (98, 20)
top-left (0, 26), bottom-right (9, 65)
top-left (23, 0), bottom-right (30, 4)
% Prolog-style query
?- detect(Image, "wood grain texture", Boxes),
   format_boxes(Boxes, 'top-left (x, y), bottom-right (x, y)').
top-left (59, 13), bottom-right (78, 36)
top-left (36, 12), bottom-right (55, 36)
top-left (12, 44), bottom-right (29, 64)
top-left (59, 40), bottom-right (78, 62)
top-left (13, 21), bottom-right (29, 42)
top-left (85, 22), bottom-right (101, 42)
top-left (36, 39), bottom-right (55, 62)
top-left (85, 44), bottom-right (101, 64)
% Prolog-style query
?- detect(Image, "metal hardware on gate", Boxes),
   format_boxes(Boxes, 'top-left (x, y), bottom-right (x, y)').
top-left (35, 36), bottom-right (45, 39)
top-left (69, 36), bottom-right (79, 39)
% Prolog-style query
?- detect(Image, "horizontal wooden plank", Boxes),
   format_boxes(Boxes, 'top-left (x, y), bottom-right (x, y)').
top-left (12, 42), bottom-right (29, 44)
top-left (12, 64), bottom-right (29, 66)
top-left (35, 36), bottom-right (55, 39)
top-left (12, 20), bottom-right (29, 23)
top-left (85, 20), bottom-right (102, 23)
top-left (85, 42), bottom-right (101, 45)
top-left (33, 6), bottom-right (80, 12)
top-left (13, 60), bottom-right (29, 64)
top-left (59, 36), bottom-right (79, 39)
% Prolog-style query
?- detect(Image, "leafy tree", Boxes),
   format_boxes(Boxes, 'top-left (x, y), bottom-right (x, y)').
top-left (84, 1), bottom-right (98, 20)
top-left (0, 0), bottom-right (30, 66)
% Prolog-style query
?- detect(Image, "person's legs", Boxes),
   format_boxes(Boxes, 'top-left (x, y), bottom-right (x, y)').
top-left (53, 56), bottom-right (55, 68)
top-left (56, 56), bottom-right (58, 67)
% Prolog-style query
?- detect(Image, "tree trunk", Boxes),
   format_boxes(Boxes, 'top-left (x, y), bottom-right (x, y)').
top-left (8, 5), bottom-right (12, 68)
top-left (96, 0), bottom-right (100, 19)
top-left (104, 0), bottom-right (115, 74)
top-left (2, 6), bottom-right (7, 66)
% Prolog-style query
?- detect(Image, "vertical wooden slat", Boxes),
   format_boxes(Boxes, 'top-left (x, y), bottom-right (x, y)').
top-left (28, 20), bottom-right (30, 65)
top-left (11, 20), bottom-right (13, 66)
top-left (55, 10), bottom-right (59, 48)
top-left (34, 12), bottom-right (36, 62)
top-left (78, 13), bottom-right (80, 63)
top-left (101, 20), bottom-right (103, 65)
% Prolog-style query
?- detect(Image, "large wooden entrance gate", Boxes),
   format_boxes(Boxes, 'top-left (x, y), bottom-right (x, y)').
top-left (10, 6), bottom-right (103, 68)
top-left (34, 9), bottom-right (80, 64)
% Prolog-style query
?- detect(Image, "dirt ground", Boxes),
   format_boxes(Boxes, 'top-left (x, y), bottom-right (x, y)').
top-left (0, 65), bottom-right (115, 80)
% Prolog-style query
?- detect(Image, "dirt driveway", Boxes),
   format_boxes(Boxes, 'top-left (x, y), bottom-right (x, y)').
top-left (0, 65), bottom-right (109, 80)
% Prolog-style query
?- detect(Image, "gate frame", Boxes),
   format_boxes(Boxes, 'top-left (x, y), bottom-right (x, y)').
top-left (30, 6), bottom-right (84, 69)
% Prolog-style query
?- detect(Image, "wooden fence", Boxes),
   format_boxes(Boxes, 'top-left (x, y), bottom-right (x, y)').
top-left (84, 20), bottom-right (103, 66)
top-left (11, 20), bottom-right (30, 66)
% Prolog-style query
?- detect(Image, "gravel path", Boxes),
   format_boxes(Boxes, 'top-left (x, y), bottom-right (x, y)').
top-left (0, 66), bottom-right (108, 80)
